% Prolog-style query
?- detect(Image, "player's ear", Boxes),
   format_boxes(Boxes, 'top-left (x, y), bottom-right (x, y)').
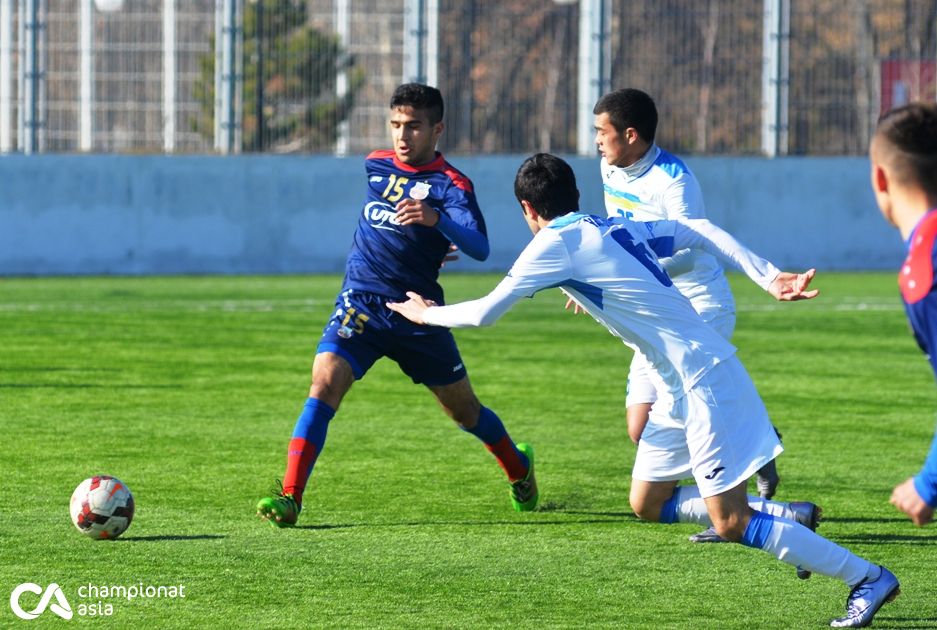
top-left (520, 199), bottom-right (538, 221)
top-left (871, 163), bottom-right (888, 194)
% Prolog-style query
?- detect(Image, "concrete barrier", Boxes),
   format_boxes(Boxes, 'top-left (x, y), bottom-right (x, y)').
top-left (0, 153), bottom-right (904, 276)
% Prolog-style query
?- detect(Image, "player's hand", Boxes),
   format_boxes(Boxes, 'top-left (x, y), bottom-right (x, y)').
top-left (564, 297), bottom-right (587, 315)
top-left (890, 477), bottom-right (935, 526)
top-left (440, 244), bottom-right (460, 268)
top-left (395, 199), bottom-right (438, 227)
top-left (768, 268), bottom-right (819, 301)
top-left (386, 291), bottom-right (437, 325)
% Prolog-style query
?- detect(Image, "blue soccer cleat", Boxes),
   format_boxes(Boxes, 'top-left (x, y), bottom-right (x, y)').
top-left (829, 566), bottom-right (900, 628)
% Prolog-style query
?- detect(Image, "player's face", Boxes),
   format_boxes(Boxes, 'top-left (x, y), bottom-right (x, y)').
top-left (390, 106), bottom-right (443, 166)
top-left (594, 112), bottom-right (630, 167)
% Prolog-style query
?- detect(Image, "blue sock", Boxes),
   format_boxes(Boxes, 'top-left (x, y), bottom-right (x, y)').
top-left (463, 406), bottom-right (529, 481)
top-left (283, 398), bottom-right (335, 503)
top-left (741, 510), bottom-right (776, 549)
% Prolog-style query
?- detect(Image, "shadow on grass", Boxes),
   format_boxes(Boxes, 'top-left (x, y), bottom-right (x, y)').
top-left (0, 367), bottom-right (120, 372)
top-left (831, 533), bottom-right (937, 545)
top-left (879, 617), bottom-right (937, 629)
top-left (295, 518), bottom-right (630, 530)
top-left (117, 535), bottom-right (226, 542)
top-left (0, 383), bottom-right (180, 389)
top-left (294, 506), bottom-right (637, 530)
top-left (823, 516), bottom-right (915, 524)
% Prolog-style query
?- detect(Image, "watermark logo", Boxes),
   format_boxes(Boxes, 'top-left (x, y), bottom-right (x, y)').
top-left (10, 583), bottom-right (73, 620)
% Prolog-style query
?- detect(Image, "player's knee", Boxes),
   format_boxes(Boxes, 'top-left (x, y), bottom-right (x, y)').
top-left (309, 377), bottom-right (349, 410)
top-left (629, 491), bottom-right (662, 523)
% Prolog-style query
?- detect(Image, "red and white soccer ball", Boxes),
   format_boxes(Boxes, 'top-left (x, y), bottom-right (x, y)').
top-left (69, 475), bottom-right (135, 540)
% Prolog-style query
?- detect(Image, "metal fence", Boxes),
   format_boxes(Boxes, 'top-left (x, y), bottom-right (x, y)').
top-left (0, 0), bottom-right (934, 156)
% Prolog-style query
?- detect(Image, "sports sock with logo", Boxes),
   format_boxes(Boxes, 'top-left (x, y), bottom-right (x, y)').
top-left (282, 397), bottom-right (335, 505)
top-left (462, 406), bottom-right (529, 481)
top-left (742, 511), bottom-right (874, 587)
top-left (659, 485), bottom-right (812, 524)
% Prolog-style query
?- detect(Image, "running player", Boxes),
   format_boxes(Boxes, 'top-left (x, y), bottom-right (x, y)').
top-left (388, 153), bottom-right (899, 629)
top-left (256, 84), bottom-right (537, 527)
top-left (870, 101), bottom-right (937, 526)
top-left (593, 88), bottom-right (782, 545)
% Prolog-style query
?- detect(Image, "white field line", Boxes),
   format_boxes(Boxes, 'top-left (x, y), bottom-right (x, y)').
top-left (733, 297), bottom-right (903, 312)
top-left (0, 298), bottom-right (325, 313)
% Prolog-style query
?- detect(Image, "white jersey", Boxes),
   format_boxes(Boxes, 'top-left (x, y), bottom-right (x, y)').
top-left (601, 147), bottom-right (734, 316)
top-left (422, 214), bottom-right (778, 401)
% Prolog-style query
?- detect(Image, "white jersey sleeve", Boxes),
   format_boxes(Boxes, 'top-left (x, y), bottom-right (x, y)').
top-left (639, 219), bottom-right (781, 291)
top-left (422, 229), bottom-right (569, 328)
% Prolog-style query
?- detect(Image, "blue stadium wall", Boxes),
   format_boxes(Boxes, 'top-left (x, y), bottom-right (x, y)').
top-left (0, 155), bottom-right (904, 275)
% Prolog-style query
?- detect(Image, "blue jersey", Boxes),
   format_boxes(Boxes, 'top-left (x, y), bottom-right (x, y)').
top-left (899, 209), bottom-right (937, 507)
top-left (341, 150), bottom-right (487, 304)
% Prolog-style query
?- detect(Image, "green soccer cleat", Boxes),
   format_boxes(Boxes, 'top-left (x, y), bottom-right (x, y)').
top-left (256, 481), bottom-right (300, 528)
top-left (510, 442), bottom-right (539, 512)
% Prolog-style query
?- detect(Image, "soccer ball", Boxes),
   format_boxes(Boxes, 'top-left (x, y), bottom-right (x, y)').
top-left (69, 475), bottom-right (135, 540)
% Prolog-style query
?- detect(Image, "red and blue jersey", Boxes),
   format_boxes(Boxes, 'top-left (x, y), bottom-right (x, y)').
top-left (899, 208), bottom-right (937, 506)
top-left (341, 150), bottom-right (487, 304)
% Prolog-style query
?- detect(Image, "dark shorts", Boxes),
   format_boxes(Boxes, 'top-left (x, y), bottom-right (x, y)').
top-left (316, 289), bottom-right (468, 386)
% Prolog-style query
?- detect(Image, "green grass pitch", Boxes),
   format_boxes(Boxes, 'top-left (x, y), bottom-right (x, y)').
top-left (1, 272), bottom-right (936, 628)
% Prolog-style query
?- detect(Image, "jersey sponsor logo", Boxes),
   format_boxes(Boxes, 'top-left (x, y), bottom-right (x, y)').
top-left (369, 175), bottom-right (383, 183)
top-left (363, 201), bottom-right (403, 233)
top-left (703, 466), bottom-right (725, 480)
top-left (452, 362), bottom-right (463, 372)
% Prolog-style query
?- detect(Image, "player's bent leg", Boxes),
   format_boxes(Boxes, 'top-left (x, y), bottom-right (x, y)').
top-left (629, 479), bottom-right (680, 522)
top-left (429, 377), bottom-right (536, 510)
top-left (701, 480), bottom-right (752, 542)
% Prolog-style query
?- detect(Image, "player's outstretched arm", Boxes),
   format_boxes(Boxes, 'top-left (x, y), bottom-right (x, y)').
top-left (767, 269), bottom-right (819, 301)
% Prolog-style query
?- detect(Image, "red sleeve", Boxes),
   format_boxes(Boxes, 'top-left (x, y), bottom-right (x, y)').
top-left (900, 211), bottom-right (937, 304)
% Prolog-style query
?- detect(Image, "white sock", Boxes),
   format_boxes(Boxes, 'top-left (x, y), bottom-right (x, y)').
top-left (744, 511), bottom-right (873, 587)
top-left (667, 485), bottom-right (800, 525)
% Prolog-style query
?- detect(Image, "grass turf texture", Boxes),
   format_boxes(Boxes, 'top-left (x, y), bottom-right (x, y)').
top-left (1, 272), bottom-right (936, 629)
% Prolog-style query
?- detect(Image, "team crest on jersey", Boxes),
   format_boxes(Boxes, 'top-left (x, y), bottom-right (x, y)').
top-left (409, 181), bottom-right (432, 200)
top-left (363, 201), bottom-right (402, 232)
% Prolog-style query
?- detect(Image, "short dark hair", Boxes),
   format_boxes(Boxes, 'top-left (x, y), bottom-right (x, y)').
top-left (390, 83), bottom-right (444, 124)
top-left (875, 102), bottom-right (937, 201)
top-left (593, 88), bottom-right (658, 142)
top-left (513, 153), bottom-right (580, 220)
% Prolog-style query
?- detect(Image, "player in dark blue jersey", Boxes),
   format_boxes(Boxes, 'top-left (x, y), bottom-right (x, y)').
top-left (256, 83), bottom-right (537, 527)
top-left (871, 102), bottom-right (937, 527)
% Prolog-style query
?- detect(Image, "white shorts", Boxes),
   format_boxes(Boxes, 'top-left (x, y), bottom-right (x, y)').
top-left (626, 309), bottom-right (736, 407)
top-left (631, 356), bottom-right (783, 498)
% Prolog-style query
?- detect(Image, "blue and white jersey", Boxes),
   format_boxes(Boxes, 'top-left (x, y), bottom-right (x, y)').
top-left (422, 214), bottom-right (778, 401)
top-left (601, 146), bottom-right (733, 316)
top-left (342, 149), bottom-right (488, 303)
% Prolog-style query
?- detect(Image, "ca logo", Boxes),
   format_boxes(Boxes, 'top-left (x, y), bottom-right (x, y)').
top-left (9, 583), bottom-right (73, 620)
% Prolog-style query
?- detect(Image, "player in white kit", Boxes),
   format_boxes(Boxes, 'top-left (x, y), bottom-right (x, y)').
top-left (593, 88), bottom-right (782, 545)
top-left (387, 154), bottom-right (899, 629)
